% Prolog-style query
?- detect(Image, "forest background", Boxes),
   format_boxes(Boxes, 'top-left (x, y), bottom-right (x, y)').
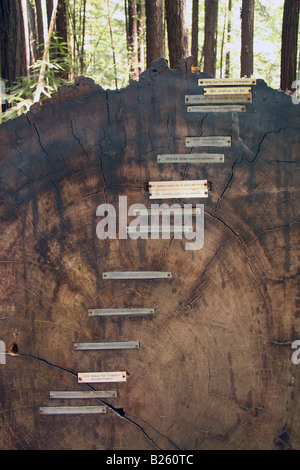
top-left (0, 0), bottom-right (299, 122)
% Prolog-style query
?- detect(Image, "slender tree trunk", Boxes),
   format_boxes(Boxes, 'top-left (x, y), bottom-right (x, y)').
top-left (34, 0), bottom-right (58, 103)
top-left (145, 0), bottom-right (164, 69)
top-left (220, 7), bottom-right (227, 78)
top-left (225, 0), bottom-right (232, 78)
top-left (137, 0), bottom-right (144, 73)
top-left (80, 0), bottom-right (87, 74)
top-left (107, 0), bottom-right (118, 88)
top-left (35, 0), bottom-right (45, 59)
top-left (203, 0), bottom-right (219, 76)
top-left (128, 0), bottom-right (139, 80)
top-left (280, 0), bottom-right (300, 91)
top-left (191, 0), bottom-right (199, 66)
top-left (241, 0), bottom-right (254, 77)
top-left (0, 0), bottom-right (28, 90)
top-left (165, 0), bottom-right (189, 69)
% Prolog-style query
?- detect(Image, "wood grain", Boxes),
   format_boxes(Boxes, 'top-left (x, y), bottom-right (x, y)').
top-left (0, 58), bottom-right (299, 450)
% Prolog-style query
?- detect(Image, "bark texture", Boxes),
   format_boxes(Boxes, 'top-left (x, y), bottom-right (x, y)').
top-left (240, 0), bottom-right (254, 78)
top-left (203, 0), bottom-right (219, 77)
top-left (280, 0), bottom-right (300, 91)
top-left (0, 58), bottom-right (299, 450)
top-left (145, 0), bottom-right (164, 69)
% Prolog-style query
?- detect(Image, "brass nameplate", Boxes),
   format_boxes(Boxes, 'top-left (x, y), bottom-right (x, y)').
top-left (204, 87), bottom-right (251, 95)
top-left (148, 180), bottom-right (210, 199)
top-left (185, 136), bottom-right (231, 147)
top-left (157, 154), bottom-right (224, 163)
top-left (185, 94), bottom-right (252, 104)
top-left (187, 105), bottom-right (246, 113)
top-left (198, 78), bottom-right (256, 86)
top-left (78, 371), bottom-right (127, 383)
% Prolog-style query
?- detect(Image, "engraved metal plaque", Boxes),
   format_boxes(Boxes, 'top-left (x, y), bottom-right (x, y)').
top-left (132, 207), bottom-right (202, 216)
top-left (157, 153), bottom-right (224, 163)
top-left (103, 271), bottom-right (173, 280)
top-left (185, 136), bottom-right (231, 147)
top-left (78, 371), bottom-right (127, 383)
top-left (198, 78), bottom-right (256, 86)
top-left (74, 341), bottom-right (140, 350)
top-left (185, 94), bottom-right (252, 104)
top-left (148, 180), bottom-right (210, 199)
top-left (204, 87), bottom-right (251, 95)
top-left (40, 406), bottom-right (107, 415)
top-left (50, 391), bottom-right (118, 399)
top-left (126, 225), bottom-right (193, 233)
top-left (88, 308), bottom-right (155, 317)
top-left (187, 105), bottom-right (246, 113)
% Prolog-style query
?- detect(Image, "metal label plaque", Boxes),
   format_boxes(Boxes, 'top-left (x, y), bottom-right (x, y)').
top-left (185, 136), bottom-right (231, 147)
top-left (198, 78), bottom-right (256, 86)
top-left (103, 271), bottom-right (173, 280)
top-left (149, 180), bottom-right (210, 199)
top-left (126, 225), bottom-right (193, 233)
top-left (187, 105), bottom-right (246, 113)
top-left (204, 87), bottom-right (251, 95)
top-left (157, 153), bottom-right (224, 163)
top-left (78, 371), bottom-right (127, 383)
top-left (74, 341), bottom-right (140, 350)
top-left (40, 406), bottom-right (107, 415)
top-left (185, 94), bottom-right (252, 104)
top-left (132, 207), bottom-right (202, 216)
top-left (50, 391), bottom-right (118, 399)
top-left (88, 308), bottom-right (155, 317)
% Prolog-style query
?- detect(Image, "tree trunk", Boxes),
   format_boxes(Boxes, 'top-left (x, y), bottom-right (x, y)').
top-left (225, 0), bottom-right (232, 78)
top-left (145, 0), bottom-right (164, 69)
top-left (53, 0), bottom-right (70, 80)
top-left (165, 0), bottom-right (189, 69)
top-left (128, 0), bottom-right (139, 80)
top-left (0, 0), bottom-right (28, 90)
top-left (203, 0), bottom-right (219, 76)
top-left (241, 0), bottom-right (254, 78)
top-left (191, 0), bottom-right (199, 67)
top-left (0, 59), bottom-right (299, 450)
top-left (137, 0), bottom-right (144, 73)
top-left (280, 0), bottom-right (300, 91)
top-left (107, 0), bottom-right (118, 88)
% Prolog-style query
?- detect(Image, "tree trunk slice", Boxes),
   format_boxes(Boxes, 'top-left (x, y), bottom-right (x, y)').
top-left (0, 57), bottom-right (299, 450)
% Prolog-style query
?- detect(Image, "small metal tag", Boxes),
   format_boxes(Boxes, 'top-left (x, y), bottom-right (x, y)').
top-left (185, 136), bottom-right (231, 147)
top-left (74, 341), bottom-right (140, 350)
top-left (40, 406), bottom-right (107, 415)
top-left (204, 87), bottom-right (251, 95)
top-left (157, 153), bottom-right (224, 163)
top-left (187, 105), bottom-right (246, 113)
top-left (132, 207), bottom-right (202, 216)
top-left (148, 180), bottom-right (210, 199)
top-left (78, 371), bottom-right (127, 383)
top-left (126, 225), bottom-right (193, 233)
top-left (103, 271), bottom-right (173, 280)
top-left (198, 78), bottom-right (256, 86)
top-left (50, 391), bottom-right (118, 399)
top-left (185, 95), bottom-right (252, 104)
top-left (88, 308), bottom-right (155, 317)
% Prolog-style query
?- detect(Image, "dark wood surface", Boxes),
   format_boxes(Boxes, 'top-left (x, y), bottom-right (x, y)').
top-left (0, 57), bottom-right (299, 450)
